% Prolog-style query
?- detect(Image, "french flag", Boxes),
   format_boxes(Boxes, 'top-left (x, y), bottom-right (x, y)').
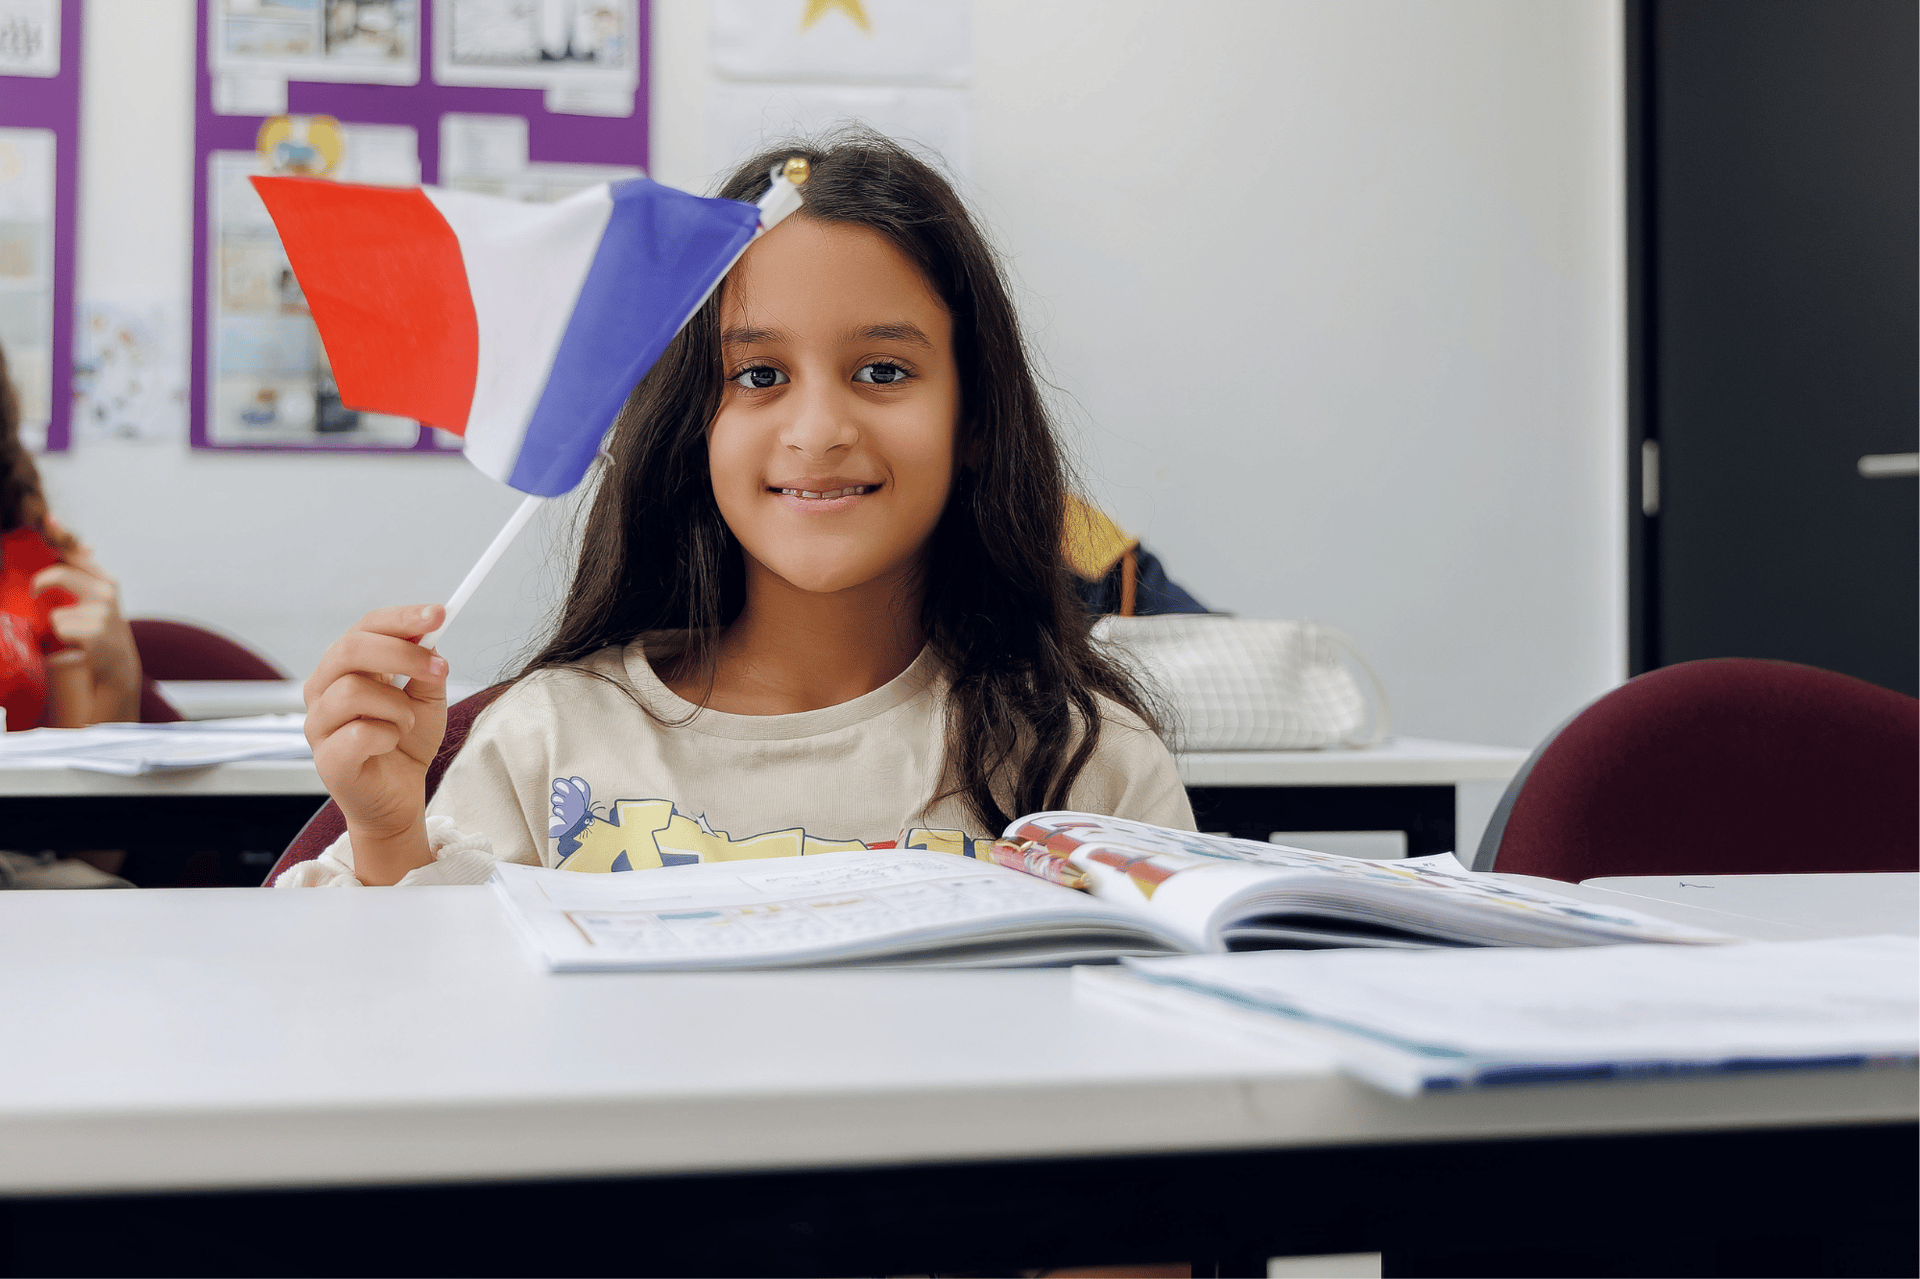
top-left (252, 172), bottom-right (802, 497)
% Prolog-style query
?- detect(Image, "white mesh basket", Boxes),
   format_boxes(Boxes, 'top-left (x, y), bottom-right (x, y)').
top-left (1094, 615), bottom-right (1389, 751)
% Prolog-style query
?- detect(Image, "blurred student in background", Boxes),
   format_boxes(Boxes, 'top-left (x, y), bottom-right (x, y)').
top-left (0, 343), bottom-right (144, 734)
top-left (0, 342), bottom-right (144, 888)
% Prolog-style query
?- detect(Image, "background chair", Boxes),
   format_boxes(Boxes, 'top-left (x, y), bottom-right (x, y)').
top-left (1474, 658), bottom-right (1919, 880)
top-left (129, 618), bottom-right (288, 723)
top-left (264, 684), bottom-right (509, 886)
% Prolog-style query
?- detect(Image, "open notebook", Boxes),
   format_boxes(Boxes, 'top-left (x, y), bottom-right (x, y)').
top-left (490, 812), bottom-right (1726, 971)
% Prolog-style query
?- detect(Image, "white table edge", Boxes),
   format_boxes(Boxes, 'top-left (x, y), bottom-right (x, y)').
top-left (0, 1062), bottom-right (1910, 1197)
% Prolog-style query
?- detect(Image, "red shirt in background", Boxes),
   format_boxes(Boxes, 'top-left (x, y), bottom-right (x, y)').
top-left (0, 526), bottom-right (72, 731)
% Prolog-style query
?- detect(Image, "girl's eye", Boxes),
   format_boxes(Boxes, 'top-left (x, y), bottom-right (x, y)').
top-left (853, 362), bottom-right (910, 386)
top-left (731, 366), bottom-right (788, 390)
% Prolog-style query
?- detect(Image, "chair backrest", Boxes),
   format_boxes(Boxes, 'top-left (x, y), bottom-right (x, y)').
top-left (1475, 658), bottom-right (1919, 880)
top-left (138, 679), bottom-right (185, 723)
top-left (264, 683), bottom-right (511, 886)
top-left (130, 618), bottom-right (286, 681)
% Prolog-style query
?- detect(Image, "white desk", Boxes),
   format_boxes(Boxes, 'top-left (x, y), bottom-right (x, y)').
top-left (1579, 873), bottom-right (1920, 940)
top-left (0, 756), bottom-right (325, 798)
top-left (1180, 737), bottom-right (1527, 860)
top-left (153, 679), bottom-right (489, 721)
top-left (0, 736), bottom-right (1522, 799)
top-left (153, 679), bottom-right (306, 720)
top-left (1176, 737), bottom-right (1527, 788)
top-left (0, 883), bottom-right (1910, 1275)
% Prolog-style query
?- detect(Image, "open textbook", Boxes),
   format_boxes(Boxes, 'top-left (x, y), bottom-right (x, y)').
top-left (1075, 935), bottom-right (1920, 1095)
top-left (490, 812), bottom-right (1727, 972)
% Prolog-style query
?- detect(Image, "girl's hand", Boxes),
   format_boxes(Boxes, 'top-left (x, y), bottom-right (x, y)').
top-left (30, 544), bottom-right (142, 723)
top-left (303, 604), bottom-right (449, 885)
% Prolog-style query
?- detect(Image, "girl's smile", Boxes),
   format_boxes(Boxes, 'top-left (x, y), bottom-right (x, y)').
top-left (766, 476), bottom-right (885, 509)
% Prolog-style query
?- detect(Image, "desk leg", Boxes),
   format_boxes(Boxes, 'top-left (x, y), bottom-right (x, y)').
top-left (1185, 785), bottom-right (1456, 857)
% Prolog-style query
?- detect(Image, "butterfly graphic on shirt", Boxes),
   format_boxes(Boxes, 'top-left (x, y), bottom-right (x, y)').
top-left (547, 776), bottom-right (994, 873)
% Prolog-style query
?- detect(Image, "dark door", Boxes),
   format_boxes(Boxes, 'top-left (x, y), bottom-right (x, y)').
top-left (1629, 0), bottom-right (1918, 695)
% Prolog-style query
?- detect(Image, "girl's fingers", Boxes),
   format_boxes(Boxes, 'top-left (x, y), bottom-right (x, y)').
top-left (30, 564), bottom-right (113, 604)
top-left (313, 717), bottom-right (403, 775)
top-left (355, 604), bottom-right (445, 641)
top-left (305, 629), bottom-right (449, 708)
top-left (47, 602), bottom-right (110, 647)
top-left (305, 672), bottom-right (420, 747)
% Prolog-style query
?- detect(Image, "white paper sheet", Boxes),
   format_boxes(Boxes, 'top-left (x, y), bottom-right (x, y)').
top-left (0, 716), bottom-right (310, 773)
top-left (433, 0), bottom-right (639, 107)
top-left (0, 0), bottom-right (60, 77)
top-left (711, 0), bottom-right (971, 87)
top-left (1081, 935), bottom-right (1920, 1095)
top-left (210, 0), bottom-right (420, 93)
top-left (706, 80), bottom-right (969, 181)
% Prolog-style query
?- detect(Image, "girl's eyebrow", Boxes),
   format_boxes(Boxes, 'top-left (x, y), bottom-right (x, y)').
top-left (720, 322), bottom-right (933, 348)
top-left (721, 324), bottom-right (785, 346)
top-left (851, 322), bottom-right (933, 348)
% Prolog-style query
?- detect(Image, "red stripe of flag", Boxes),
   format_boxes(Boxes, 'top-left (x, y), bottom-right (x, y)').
top-left (251, 176), bottom-right (480, 435)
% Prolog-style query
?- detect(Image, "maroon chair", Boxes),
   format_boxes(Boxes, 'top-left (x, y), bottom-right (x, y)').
top-left (1473, 659), bottom-right (1919, 880)
top-left (129, 618), bottom-right (288, 724)
top-left (264, 684), bottom-right (510, 886)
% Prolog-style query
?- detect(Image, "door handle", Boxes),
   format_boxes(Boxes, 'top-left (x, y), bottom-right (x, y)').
top-left (1858, 453), bottom-right (1919, 478)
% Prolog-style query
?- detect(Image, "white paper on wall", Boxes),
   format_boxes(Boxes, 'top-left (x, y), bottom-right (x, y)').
top-left (439, 111), bottom-right (641, 200)
top-left (711, 0), bottom-right (970, 87)
top-left (707, 81), bottom-right (969, 184)
top-left (74, 296), bottom-right (188, 445)
top-left (0, 127), bottom-right (54, 449)
top-left (0, 0), bottom-right (59, 77)
top-left (433, 0), bottom-right (639, 104)
top-left (211, 0), bottom-right (421, 91)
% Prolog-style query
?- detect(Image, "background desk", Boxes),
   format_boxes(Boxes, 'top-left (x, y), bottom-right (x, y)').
top-left (0, 880), bottom-right (1910, 1276)
top-left (1181, 737), bottom-right (1527, 857)
top-left (0, 737), bottom-right (1527, 885)
top-left (0, 759), bottom-right (325, 885)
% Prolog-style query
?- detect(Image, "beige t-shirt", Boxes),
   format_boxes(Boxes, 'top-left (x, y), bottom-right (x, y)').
top-left (278, 640), bottom-right (1194, 887)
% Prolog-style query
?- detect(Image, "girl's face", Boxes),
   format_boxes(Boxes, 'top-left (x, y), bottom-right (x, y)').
top-left (709, 218), bottom-right (961, 600)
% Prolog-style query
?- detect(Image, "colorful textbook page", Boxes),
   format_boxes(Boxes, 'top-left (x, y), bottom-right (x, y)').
top-left (490, 812), bottom-right (1727, 972)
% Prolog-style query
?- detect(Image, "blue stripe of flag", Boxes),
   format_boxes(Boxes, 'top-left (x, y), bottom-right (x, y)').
top-left (509, 179), bottom-right (764, 497)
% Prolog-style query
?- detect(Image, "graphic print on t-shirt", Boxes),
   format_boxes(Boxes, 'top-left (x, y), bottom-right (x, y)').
top-left (548, 776), bottom-right (990, 872)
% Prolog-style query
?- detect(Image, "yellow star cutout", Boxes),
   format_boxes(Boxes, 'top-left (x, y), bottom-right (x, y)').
top-left (801, 0), bottom-right (871, 34)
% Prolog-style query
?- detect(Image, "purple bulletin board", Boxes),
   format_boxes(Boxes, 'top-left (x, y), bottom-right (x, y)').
top-left (0, 0), bottom-right (82, 453)
top-left (190, 0), bottom-right (651, 455)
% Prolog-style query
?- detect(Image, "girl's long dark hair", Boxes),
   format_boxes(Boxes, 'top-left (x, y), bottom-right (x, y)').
top-left (0, 343), bottom-right (76, 565)
top-left (520, 134), bottom-right (1158, 830)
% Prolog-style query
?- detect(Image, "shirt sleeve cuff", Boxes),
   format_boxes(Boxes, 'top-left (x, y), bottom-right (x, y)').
top-left (272, 816), bottom-right (498, 887)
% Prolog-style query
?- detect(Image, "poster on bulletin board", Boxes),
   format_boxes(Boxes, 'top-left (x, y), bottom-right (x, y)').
top-left (191, 0), bottom-right (649, 455)
top-left (706, 0), bottom-right (971, 184)
top-left (0, 0), bottom-right (81, 453)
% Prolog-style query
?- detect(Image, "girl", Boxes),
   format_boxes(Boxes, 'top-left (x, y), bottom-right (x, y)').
top-left (0, 343), bottom-right (144, 732)
top-left (283, 136), bottom-right (1194, 889)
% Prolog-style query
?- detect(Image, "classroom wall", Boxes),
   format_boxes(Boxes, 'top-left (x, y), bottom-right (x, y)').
top-left (41, 0), bottom-right (1624, 754)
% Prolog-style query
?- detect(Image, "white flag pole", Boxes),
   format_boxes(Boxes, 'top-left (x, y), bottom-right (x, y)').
top-left (419, 492), bottom-right (545, 652)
